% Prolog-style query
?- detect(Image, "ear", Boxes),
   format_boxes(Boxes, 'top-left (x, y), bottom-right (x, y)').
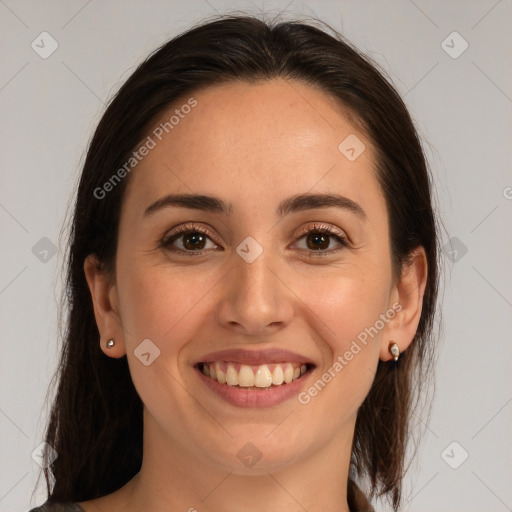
top-left (84, 254), bottom-right (126, 358)
top-left (379, 246), bottom-right (428, 361)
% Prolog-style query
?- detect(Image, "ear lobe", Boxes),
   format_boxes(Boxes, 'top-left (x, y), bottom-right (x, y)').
top-left (379, 247), bottom-right (428, 361)
top-left (84, 254), bottom-right (126, 358)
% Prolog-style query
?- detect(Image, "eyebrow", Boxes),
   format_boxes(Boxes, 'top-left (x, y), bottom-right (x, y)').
top-left (143, 193), bottom-right (367, 220)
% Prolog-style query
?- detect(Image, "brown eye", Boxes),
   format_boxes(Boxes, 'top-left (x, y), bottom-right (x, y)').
top-left (181, 232), bottom-right (207, 250)
top-left (161, 225), bottom-right (219, 255)
top-left (305, 232), bottom-right (331, 251)
top-left (294, 223), bottom-right (348, 256)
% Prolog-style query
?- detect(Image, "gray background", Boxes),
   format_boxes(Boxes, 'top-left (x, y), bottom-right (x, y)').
top-left (1, 1), bottom-right (511, 511)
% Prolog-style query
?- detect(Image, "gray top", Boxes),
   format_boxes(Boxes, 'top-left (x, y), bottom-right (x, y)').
top-left (28, 480), bottom-right (375, 512)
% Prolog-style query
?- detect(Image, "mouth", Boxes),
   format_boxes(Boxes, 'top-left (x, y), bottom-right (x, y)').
top-left (193, 352), bottom-right (316, 407)
top-left (196, 361), bottom-right (313, 389)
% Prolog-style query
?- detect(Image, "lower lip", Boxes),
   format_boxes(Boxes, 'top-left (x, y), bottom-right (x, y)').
top-left (195, 366), bottom-right (313, 408)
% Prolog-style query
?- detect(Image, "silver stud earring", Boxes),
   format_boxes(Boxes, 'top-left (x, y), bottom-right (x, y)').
top-left (388, 341), bottom-right (400, 362)
top-left (106, 339), bottom-right (115, 349)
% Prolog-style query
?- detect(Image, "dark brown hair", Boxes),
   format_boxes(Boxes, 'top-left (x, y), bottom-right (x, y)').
top-left (36, 13), bottom-right (440, 511)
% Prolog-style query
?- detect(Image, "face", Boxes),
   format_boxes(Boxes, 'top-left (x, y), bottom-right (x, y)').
top-left (88, 79), bottom-right (418, 475)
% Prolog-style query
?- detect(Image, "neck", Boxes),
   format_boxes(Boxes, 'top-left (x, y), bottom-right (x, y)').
top-left (116, 409), bottom-right (356, 512)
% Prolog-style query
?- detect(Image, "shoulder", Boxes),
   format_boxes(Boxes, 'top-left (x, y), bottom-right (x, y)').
top-left (28, 503), bottom-right (85, 512)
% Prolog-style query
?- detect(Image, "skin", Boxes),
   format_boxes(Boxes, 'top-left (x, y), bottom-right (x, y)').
top-left (82, 79), bottom-right (427, 512)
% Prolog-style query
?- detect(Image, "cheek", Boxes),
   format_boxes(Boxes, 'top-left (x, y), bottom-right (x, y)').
top-left (116, 263), bottom-right (216, 364)
top-left (298, 264), bottom-right (391, 352)
top-left (293, 261), bottom-right (392, 408)
top-left (295, 277), bottom-right (386, 424)
top-left (117, 264), bottom-right (214, 419)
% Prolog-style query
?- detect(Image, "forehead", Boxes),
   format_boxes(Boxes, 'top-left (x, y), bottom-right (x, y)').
top-left (123, 79), bottom-right (381, 216)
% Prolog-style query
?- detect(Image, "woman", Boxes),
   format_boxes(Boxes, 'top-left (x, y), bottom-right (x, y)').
top-left (29, 13), bottom-right (439, 512)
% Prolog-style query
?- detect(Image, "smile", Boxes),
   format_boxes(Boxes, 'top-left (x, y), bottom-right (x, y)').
top-left (195, 360), bottom-right (315, 407)
top-left (200, 361), bottom-right (309, 388)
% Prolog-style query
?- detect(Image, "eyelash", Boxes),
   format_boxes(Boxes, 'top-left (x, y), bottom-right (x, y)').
top-left (159, 222), bottom-right (349, 257)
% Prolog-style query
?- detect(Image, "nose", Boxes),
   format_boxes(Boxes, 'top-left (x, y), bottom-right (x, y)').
top-left (215, 245), bottom-right (294, 336)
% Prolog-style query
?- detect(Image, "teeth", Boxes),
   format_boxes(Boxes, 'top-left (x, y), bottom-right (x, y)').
top-left (271, 365), bottom-right (284, 385)
top-left (254, 365), bottom-right (273, 387)
top-left (202, 361), bottom-right (308, 388)
top-left (283, 364), bottom-right (294, 383)
top-left (215, 362), bottom-right (226, 384)
top-left (226, 364), bottom-right (238, 386)
top-left (238, 365), bottom-right (255, 387)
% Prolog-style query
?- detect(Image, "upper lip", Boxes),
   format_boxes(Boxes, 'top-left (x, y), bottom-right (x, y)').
top-left (194, 348), bottom-right (315, 366)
